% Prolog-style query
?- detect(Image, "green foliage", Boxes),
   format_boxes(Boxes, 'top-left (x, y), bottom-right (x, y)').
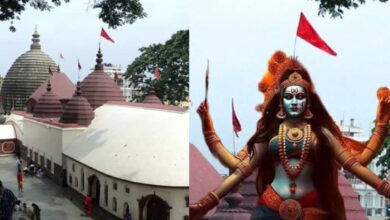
top-left (125, 30), bottom-right (189, 105)
top-left (313, 0), bottom-right (389, 18)
top-left (374, 121), bottom-right (390, 178)
top-left (0, 0), bottom-right (146, 32)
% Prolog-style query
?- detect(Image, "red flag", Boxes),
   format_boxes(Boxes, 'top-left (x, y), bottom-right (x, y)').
top-left (48, 66), bottom-right (53, 75)
top-left (100, 28), bottom-right (115, 43)
top-left (154, 66), bottom-right (160, 79)
top-left (232, 99), bottom-right (242, 137)
top-left (296, 12), bottom-right (337, 56)
top-left (78, 59), bottom-right (82, 70)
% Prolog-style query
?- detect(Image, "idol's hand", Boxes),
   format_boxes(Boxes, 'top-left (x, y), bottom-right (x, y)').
top-left (197, 101), bottom-right (214, 132)
top-left (376, 87), bottom-right (390, 124)
top-left (189, 192), bottom-right (219, 220)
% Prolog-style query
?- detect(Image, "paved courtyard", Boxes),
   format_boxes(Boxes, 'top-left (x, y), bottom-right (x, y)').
top-left (0, 155), bottom-right (93, 220)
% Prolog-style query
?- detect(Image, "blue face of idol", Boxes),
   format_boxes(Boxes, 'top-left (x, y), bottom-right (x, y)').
top-left (282, 85), bottom-right (307, 117)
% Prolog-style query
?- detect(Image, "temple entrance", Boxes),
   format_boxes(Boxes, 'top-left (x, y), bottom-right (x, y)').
top-left (138, 194), bottom-right (171, 220)
top-left (88, 175), bottom-right (100, 204)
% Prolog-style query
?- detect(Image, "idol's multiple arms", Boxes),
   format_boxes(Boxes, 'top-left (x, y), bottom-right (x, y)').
top-left (323, 128), bottom-right (390, 197)
top-left (355, 89), bottom-right (390, 165)
top-left (189, 143), bottom-right (266, 220)
top-left (197, 101), bottom-right (244, 168)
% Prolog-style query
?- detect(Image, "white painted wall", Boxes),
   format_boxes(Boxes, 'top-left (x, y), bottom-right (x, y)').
top-left (19, 117), bottom-right (85, 168)
top-left (65, 157), bottom-right (189, 219)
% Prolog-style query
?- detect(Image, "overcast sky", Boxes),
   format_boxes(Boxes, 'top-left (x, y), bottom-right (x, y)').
top-left (190, 0), bottom-right (390, 174)
top-left (0, 0), bottom-right (188, 82)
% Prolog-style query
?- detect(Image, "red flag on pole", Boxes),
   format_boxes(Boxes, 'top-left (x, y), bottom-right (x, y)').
top-left (232, 99), bottom-right (242, 137)
top-left (154, 66), bottom-right (160, 79)
top-left (100, 28), bottom-right (115, 43)
top-left (296, 12), bottom-right (337, 56)
top-left (78, 59), bottom-right (82, 70)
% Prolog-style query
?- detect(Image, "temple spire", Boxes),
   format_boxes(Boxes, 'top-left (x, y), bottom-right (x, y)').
top-left (47, 79), bottom-right (52, 92)
top-left (76, 81), bottom-right (82, 96)
top-left (95, 46), bottom-right (103, 71)
top-left (31, 26), bottom-right (41, 50)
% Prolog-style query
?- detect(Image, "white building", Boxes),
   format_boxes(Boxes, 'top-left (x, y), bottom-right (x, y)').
top-left (340, 119), bottom-right (387, 217)
top-left (5, 47), bottom-right (189, 219)
top-left (63, 102), bottom-right (189, 219)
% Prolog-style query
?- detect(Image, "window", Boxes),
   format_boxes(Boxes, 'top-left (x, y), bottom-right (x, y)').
top-left (81, 169), bottom-right (85, 191)
top-left (69, 174), bottom-right (73, 185)
top-left (104, 184), bottom-right (108, 206)
top-left (75, 178), bottom-right (78, 188)
top-left (113, 197), bottom-right (117, 212)
top-left (72, 163), bottom-right (75, 172)
top-left (113, 182), bottom-right (117, 190)
top-left (185, 195), bottom-right (189, 207)
top-left (125, 187), bottom-right (130, 194)
top-left (46, 159), bottom-right (51, 171)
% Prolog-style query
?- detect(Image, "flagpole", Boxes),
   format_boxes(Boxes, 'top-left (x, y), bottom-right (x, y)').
top-left (293, 35), bottom-right (298, 59)
top-left (232, 126), bottom-right (236, 155)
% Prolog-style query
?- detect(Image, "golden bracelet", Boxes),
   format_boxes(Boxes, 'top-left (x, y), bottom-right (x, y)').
top-left (342, 157), bottom-right (358, 170)
top-left (236, 160), bottom-right (252, 177)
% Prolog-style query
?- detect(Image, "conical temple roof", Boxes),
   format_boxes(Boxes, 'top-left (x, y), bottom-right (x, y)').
top-left (80, 48), bottom-right (125, 110)
top-left (143, 88), bottom-right (162, 104)
top-left (60, 82), bottom-right (94, 126)
top-left (1, 27), bottom-right (57, 111)
top-left (33, 80), bottom-right (63, 118)
top-left (29, 72), bottom-right (75, 102)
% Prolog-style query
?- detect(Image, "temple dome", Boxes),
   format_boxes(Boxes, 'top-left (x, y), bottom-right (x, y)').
top-left (143, 88), bottom-right (163, 104)
top-left (27, 71), bottom-right (75, 113)
top-left (33, 80), bottom-right (63, 118)
top-left (59, 82), bottom-right (94, 126)
top-left (80, 48), bottom-right (125, 110)
top-left (1, 28), bottom-right (57, 111)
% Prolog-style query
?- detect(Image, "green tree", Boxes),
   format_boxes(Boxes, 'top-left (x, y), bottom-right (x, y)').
top-left (374, 121), bottom-right (390, 178)
top-left (0, 0), bottom-right (146, 32)
top-left (313, 0), bottom-right (389, 18)
top-left (125, 30), bottom-right (189, 105)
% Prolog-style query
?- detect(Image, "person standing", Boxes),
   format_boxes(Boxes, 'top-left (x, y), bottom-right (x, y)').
top-left (31, 203), bottom-right (41, 220)
top-left (17, 169), bottom-right (24, 195)
top-left (16, 159), bottom-right (22, 172)
top-left (84, 194), bottom-right (93, 216)
top-left (0, 180), bottom-right (17, 220)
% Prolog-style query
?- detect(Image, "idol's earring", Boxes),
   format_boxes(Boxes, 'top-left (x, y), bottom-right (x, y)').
top-left (277, 103), bottom-right (286, 119)
top-left (304, 104), bottom-right (313, 120)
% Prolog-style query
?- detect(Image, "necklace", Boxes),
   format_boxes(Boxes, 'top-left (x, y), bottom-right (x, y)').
top-left (278, 124), bottom-right (311, 194)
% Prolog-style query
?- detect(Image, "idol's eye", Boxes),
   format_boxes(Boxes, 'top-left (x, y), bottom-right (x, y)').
top-left (296, 93), bottom-right (306, 100)
top-left (284, 93), bottom-right (293, 100)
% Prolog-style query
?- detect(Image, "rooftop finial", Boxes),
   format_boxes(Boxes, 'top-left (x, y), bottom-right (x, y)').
top-left (31, 26), bottom-right (41, 50)
top-left (47, 79), bottom-right (52, 92)
top-left (95, 46), bottom-right (104, 70)
top-left (76, 81), bottom-right (82, 96)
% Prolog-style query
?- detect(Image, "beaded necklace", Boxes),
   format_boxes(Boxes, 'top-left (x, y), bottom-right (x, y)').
top-left (278, 124), bottom-right (311, 194)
